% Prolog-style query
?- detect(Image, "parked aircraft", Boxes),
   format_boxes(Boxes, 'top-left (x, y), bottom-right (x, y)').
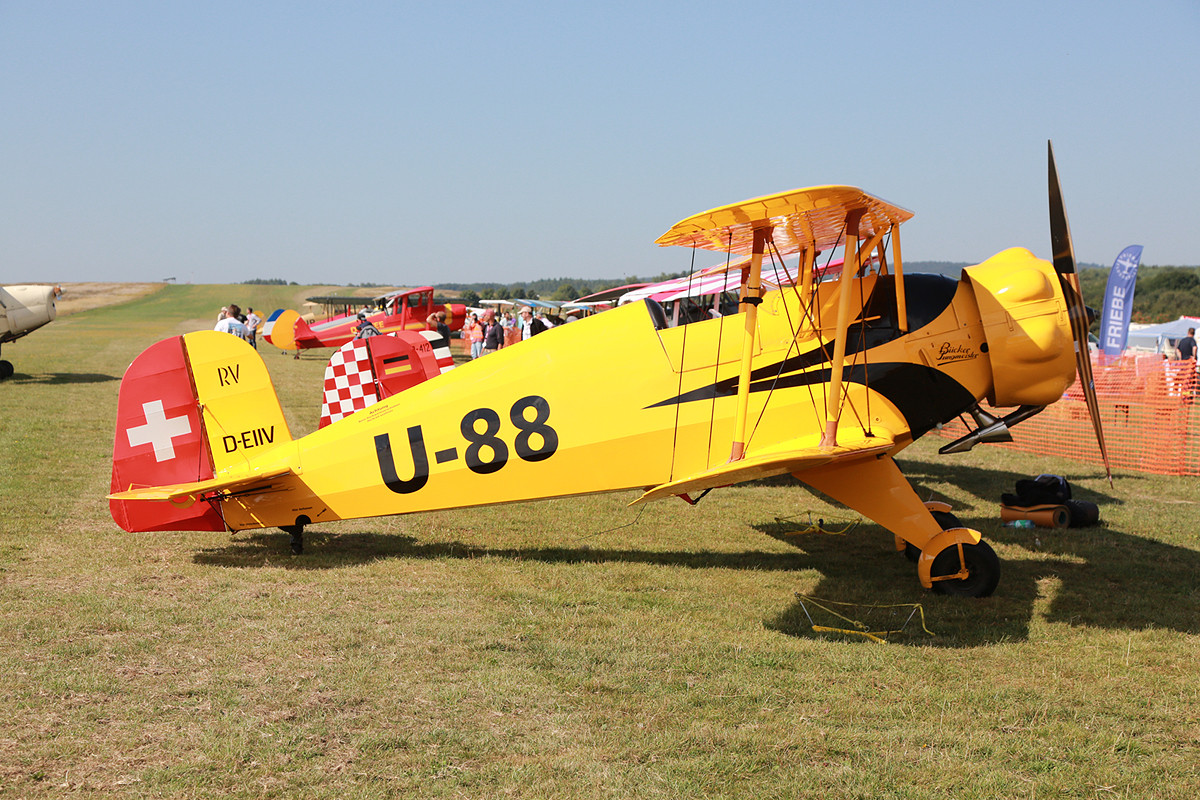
top-left (262, 286), bottom-right (466, 352)
top-left (109, 144), bottom-right (1106, 598)
top-left (1, 284), bottom-right (61, 379)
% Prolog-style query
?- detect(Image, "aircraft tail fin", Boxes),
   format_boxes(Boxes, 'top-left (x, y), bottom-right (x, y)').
top-left (318, 331), bottom-right (452, 428)
top-left (110, 331), bottom-right (294, 532)
top-left (262, 308), bottom-right (320, 350)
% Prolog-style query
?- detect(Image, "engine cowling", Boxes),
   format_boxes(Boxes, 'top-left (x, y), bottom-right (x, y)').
top-left (962, 248), bottom-right (1076, 408)
top-left (1, 285), bottom-right (58, 343)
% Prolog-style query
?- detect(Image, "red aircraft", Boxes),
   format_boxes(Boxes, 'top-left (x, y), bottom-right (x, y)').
top-left (262, 286), bottom-right (467, 352)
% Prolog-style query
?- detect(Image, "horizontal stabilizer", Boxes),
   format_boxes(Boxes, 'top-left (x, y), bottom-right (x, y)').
top-left (633, 428), bottom-right (895, 505)
top-left (108, 465), bottom-right (295, 503)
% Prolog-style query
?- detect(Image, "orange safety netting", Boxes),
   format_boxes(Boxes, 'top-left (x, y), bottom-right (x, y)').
top-left (936, 356), bottom-right (1200, 477)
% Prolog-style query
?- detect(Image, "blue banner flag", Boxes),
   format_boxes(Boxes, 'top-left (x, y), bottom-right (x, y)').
top-left (1099, 245), bottom-right (1143, 357)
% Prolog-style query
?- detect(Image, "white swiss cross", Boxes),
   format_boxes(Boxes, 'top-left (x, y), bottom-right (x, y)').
top-left (126, 400), bottom-right (192, 462)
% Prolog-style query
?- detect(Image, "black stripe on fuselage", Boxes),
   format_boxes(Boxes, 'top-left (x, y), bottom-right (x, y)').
top-left (644, 273), bottom-right (973, 436)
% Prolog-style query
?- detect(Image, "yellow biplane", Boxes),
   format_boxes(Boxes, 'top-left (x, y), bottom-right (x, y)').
top-left (109, 143), bottom-right (1108, 597)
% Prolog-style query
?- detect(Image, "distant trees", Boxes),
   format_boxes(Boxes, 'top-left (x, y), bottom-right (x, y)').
top-left (551, 283), bottom-right (580, 301)
top-left (1078, 265), bottom-right (1200, 327)
top-left (459, 289), bottom-right (481, 308)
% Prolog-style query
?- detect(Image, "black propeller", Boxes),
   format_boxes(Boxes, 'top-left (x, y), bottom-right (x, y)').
top-left (1048, 140), bottom-right (1113, 485)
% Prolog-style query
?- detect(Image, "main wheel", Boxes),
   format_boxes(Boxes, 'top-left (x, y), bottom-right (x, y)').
top-left (0, 360), bottom-right (13, 380)
top-left (929, 539), bottom-right (1000, 597)
top-left (904, 510), bottom-right (963, 562)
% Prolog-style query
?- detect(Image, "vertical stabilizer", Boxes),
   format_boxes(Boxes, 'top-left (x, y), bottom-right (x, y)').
top-left (110, 331), bottom-right (293, 531)
top-left (110, 336), bottom-right (224, 532)
top-left (318, 332), bottom-right (449, 428)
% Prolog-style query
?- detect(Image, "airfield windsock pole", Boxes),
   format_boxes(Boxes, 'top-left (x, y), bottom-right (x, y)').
top-left (729, 225), bottom-right (771, 462)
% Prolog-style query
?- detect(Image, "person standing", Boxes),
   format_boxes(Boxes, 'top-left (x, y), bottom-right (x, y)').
top-left (502, 310), bottom-right (519, 348)
top-left (245, 307), bottom-right (262, 349)
top-left (465, 312), bottom-right (484, 359)
top-left (355, 312), bottom-right (381, 338)
top-left (1176, 327), bottom-right (1196, 361)
top-left (435, 310), bottom-right (451, 349)
top-left (214, 305), bottom-right (248, 340)
top-left (519, 307), bottom-right (546, 339)
top-left (482, 309), bottom-right (503, 355)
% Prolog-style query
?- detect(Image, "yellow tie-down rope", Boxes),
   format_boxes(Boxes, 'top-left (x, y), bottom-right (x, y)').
top-left (775, 511), bottom-right (935, 642)
top-left (795, 594), bottom-right (936, 644)
top-left (773, 510), bottom-right (860, 536)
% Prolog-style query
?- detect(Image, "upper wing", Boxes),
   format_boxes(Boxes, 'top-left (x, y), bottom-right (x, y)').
top-left (632, 426), bottom-right (895, 505)
top-left (655, 185), bottom-right (912, 257)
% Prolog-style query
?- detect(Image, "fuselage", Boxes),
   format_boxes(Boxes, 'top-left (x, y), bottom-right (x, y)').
top-left (214, 249), bottom-right (1074, 531)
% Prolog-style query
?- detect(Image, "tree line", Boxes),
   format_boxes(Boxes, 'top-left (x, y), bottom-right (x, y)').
top-left (1077, 265), bottom-right (1200, 324)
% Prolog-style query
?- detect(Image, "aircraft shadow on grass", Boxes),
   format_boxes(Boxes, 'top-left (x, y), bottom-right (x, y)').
top-left (6, 371), bottom-right (119, 385)
top-left (763, 460), bottom-right (1198, 646)
top-left (192, 462), bottom-right (1198, 648)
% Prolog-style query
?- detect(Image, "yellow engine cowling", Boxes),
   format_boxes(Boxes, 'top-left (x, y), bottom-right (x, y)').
top-left (963, 248), bottom-right (1076, 408)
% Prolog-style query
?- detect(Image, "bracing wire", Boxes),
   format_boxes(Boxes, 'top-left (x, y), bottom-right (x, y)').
top-left (707, 239), bottom-right (733, 468)
top-left (668, 246), bottom-right (699, 480)
top-left (744, 241), bottom-right (805, 449)
top-left (744, 226), bottom-right (847, 447)
top-left (831, 229), bottom-right (894, 437)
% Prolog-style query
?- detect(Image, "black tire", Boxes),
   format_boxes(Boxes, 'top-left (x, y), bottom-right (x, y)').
top-left (0, 360), bottom-right (13, 380)
top-left (929, 539), bottom-right (1000, 598)
top-left (904, 510), bottom-right (963, 562)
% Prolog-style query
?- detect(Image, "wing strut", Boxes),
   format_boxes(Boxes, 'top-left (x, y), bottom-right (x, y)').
top-left (728, 225), bottom-right (771, 462)
top-left (819, 209), bottom-right (865, 448)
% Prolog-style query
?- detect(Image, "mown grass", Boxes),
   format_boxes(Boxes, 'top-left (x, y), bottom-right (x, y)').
top-left (1, 285), bottom-right (1198, 798)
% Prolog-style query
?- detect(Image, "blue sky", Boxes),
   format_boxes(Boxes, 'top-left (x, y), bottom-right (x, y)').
top-left (3, 1), bottom-right (1197, 286)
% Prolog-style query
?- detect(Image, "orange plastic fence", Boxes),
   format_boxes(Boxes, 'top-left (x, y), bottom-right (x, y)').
top-left (936, 356), bottom-right (1200, 477)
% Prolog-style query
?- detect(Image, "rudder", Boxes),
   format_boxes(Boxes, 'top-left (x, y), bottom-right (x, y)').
top-left (110, 331), bottom-right (293, 531)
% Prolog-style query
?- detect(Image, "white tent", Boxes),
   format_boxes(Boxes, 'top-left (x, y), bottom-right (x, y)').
top-left (1125, 316), bottom-right (1200, 353)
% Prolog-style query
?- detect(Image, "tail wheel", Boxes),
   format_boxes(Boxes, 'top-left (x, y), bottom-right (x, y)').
top-left (929, 539), bottom-right (1000, 598)
top-left (904, 510), bottom-right (962, 562)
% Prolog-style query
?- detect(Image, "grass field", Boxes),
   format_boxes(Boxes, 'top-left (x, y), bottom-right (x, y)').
top-left (2, 284), bottom-right (1198, 798)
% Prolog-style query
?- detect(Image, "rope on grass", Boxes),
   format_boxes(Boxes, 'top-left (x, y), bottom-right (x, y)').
top-left (773, 510), bottom-right (860, 536)
top-left (795, 593), bottom-right (936, 643)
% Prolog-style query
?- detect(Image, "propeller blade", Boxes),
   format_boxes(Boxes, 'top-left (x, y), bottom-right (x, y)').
top-left (1048, 141), bottom-right (1076, 276)
top-left (1048, 140), bottom-right (1113, 485)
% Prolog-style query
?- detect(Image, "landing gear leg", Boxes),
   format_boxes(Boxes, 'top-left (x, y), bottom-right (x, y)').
top-left (282, 525), bottom-right (304, 555)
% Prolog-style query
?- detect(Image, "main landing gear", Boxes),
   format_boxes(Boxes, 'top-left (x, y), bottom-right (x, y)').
top-left (928, 538), bottom-right (1000, 597)
top-left (899, 505), bottom-right (1000, 598)
top-left (280, 522), bottom-right (306, 554)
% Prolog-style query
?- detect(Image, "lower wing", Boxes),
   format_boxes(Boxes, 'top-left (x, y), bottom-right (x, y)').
top-left (632, 426), bottom-right (895, 505)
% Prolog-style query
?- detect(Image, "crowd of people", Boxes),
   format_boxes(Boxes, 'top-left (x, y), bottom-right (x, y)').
top-left (452, 306), bottom-right (565, 359)
top-left (211, 299), bottom-right (573, 359)
top-left (213, 303), bottom-right (261, 348)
